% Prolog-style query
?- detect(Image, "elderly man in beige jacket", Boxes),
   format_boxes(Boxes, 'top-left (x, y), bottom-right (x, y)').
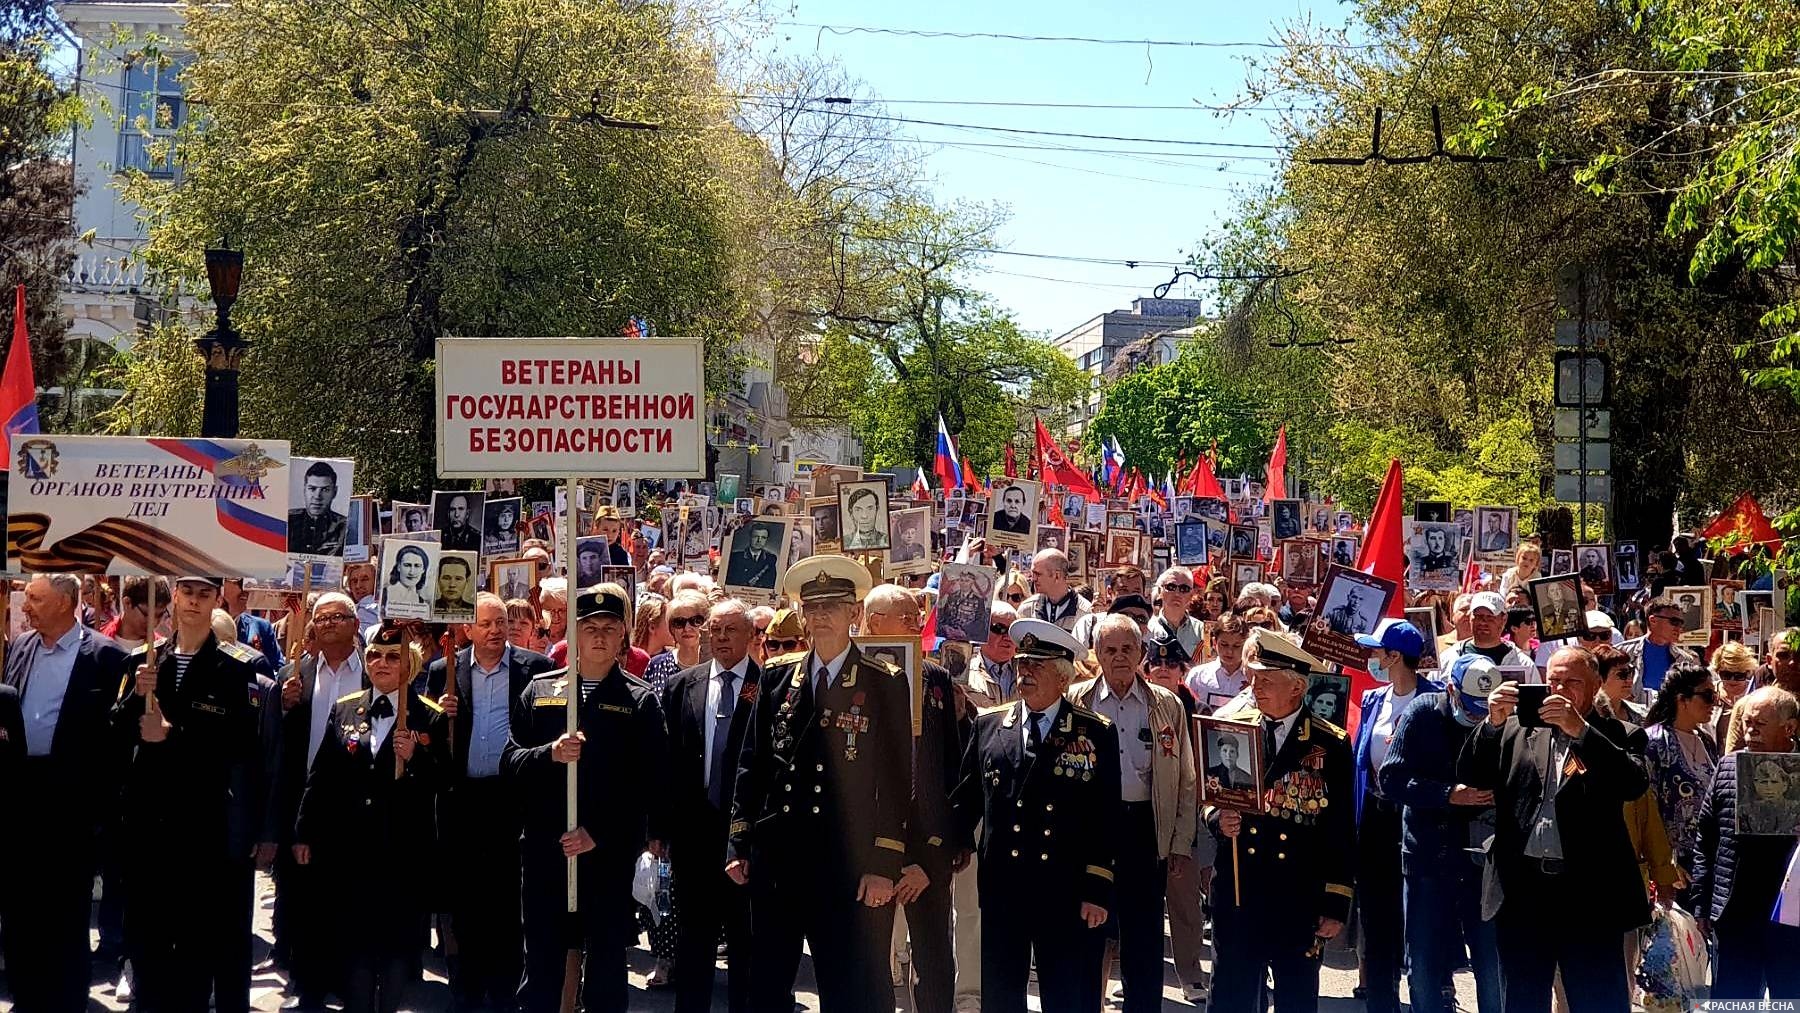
top-left (1068, 613), bottom-right (1197, 1013)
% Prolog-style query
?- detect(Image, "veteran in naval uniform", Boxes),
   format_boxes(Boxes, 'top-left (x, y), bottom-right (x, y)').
top-left (951, 618), bottom-right (1121, 1013)
top-left (727, 555), bottom-right (913, 1013)
top-left (1204, 628), bottom-right (1355, 1013)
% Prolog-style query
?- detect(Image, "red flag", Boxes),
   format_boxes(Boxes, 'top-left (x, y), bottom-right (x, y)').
top-left (1175, 455), bottom-right (1189, 493)
top-left (1345, 458), bottom-right (1407, 737)
top-left (1047, 494), bottom-right (1066, 527)
top-left (1189, 454), bottom-right (1227, 501)
top-left (1004, 443), bottom-right (1017, 479)
top-left (1033, 417), bottom-right (1100, 499)
top-left (1, 284), bottom-right (42, 461)
top-left (1264, 424), bottom-right (1288, 505)
top-left (963, 459), bottom-right (987, 496)
top-left (1700, 493), bottom-right (1784, 555)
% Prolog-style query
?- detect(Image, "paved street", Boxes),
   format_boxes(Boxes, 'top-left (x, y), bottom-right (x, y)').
top-left (0, 873), bottom-right (1480, 1011)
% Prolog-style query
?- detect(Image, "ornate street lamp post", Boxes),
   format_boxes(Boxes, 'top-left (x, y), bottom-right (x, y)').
top-left (195, 245), bottom-right (249, 438)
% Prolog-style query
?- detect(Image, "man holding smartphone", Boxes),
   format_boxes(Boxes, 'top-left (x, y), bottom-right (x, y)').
top-left (1455, 647), bottom-right (1649, 1013)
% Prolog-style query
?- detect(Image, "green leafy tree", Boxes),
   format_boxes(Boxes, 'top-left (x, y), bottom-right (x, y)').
top-left (781, 198), bottom-right (1089, 474)
top-left (1217, 0), bottom-right (1800, 542)
top-left (110, 0), bottom-right (805, 494)
top-left (1, 22), bottom-right (83, 395)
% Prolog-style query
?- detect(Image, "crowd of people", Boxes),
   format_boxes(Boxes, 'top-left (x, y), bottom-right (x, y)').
top-left (0, 485), bottom-right (1797, 1013)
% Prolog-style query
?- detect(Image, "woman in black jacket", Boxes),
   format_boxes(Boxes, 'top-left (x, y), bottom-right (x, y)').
top-left (1691, 685), bottom-right (1800, 1001)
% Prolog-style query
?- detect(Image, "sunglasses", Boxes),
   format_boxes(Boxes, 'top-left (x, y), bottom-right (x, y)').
top-left (1651, 613), bottom-right (1687, 627)
top-left (1577, 631), bottom-right (1610, 642)
top-left (765, 638), bottom-right (803, 652)
top-left (670, 615), bottom-right (707, 630)
top-left (1693, 690), bottom-right (1718, 704)
top-left (1162, 583), bottom-right (1193, 594)
top-left (364, 647), bottom-right (407, 663)
top-left (989, 623), bottom-right (1012, 636)
top-left (1720, 671), bottom-right (1752, 681)
top-left (1005, 593), bottom-right (1026, 604)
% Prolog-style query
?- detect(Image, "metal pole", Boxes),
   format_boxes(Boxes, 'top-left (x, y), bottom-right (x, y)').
top-left (1577, 273), bottom-right (1589, 544)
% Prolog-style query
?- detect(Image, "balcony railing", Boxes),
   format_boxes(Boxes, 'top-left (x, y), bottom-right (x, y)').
top-left (64, 251), bottom-right (148, 294)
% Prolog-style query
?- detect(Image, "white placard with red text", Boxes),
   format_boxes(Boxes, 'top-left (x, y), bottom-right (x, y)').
top-left (435, 336), bottom-right (706, 478)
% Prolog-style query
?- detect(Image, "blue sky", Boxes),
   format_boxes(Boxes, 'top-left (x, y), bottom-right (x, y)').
top-left (758, 0), bottom-right (1347, 335)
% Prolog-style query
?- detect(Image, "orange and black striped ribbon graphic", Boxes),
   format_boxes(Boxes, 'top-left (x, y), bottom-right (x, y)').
top-left (9, 513), bottom-right (238, 575)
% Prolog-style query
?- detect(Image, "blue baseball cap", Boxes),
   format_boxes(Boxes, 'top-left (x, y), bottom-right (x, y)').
top-left (1354, 618), bottom-right (1426, 658)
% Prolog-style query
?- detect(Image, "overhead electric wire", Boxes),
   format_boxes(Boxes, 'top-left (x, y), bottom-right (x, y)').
top-left (778, 21), bottom-right (1377, 51)
top-left (726, 93), bottom-right (1323, 113)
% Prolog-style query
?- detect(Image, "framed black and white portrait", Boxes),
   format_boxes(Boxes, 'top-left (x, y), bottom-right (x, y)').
top-left (1406, 521), bottom-right (1465, 592)
top-left (855, 634), bottom-right (923, 736)
top-left (428, 550), bottom-right (478, 623)
top-left (1228, 524), bottom-right (1259, 561)
top-left (1281, 539), bottom-right (1322, 586)
top-left (488, 556), bottom-right (540, 603)
top-left (379, 538), bottom-right (437, 620)
top-left (886, 507), bottom-right (934, 577)
top-left (1528, 573), bottom-right (1587, 641)
top-left (287, 457), bottom-right (355, 559)
top-left (723, 517), bottom-right (793, 603)
top-left (1736, 753), bottom-right (1800, 836)
top-left (1196, 715), bottom-right (1265, 813)
top-left (839, 481), bottom-right (891, 552)
top-left (432, 490), bottom-right (486, 554)
top-left (1174, 521), bottom-right (1212, 566)
top-left (1271, 499), bottom-right (1304, 541)
top-left (987, 479), bottom-right (1041, 553)
top-left (1474, 506), bottom-right (1517, 558)
top-left (1613, 542), bottom-right (1641, 591)
top-left (483, 497), bottom-right (522, 559)
top-left (1301, 564), bottom-right (1398, 668)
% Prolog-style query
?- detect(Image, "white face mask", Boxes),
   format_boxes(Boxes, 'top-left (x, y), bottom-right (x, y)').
top-left (1366, 652), bottom-right (1389, 683)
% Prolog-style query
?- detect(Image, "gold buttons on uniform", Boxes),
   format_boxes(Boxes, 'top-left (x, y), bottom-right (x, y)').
top-left (1045, 804), bottom-right (1054, 812)
top-left (1011, 849), bottom-right (1020, 857)
top-left (1278, 853), bottom-right (1286, 860)
top-left (1017, 800), bottom-right (1024, 808)
top-left (782, 805), bottom-right (790, 813)
top-left (1279, 832), bottom-right (1288, 841)
top-left (812, 806), bottom-right (821, 814)
top-left (784, 784), bottom-right (792, 792)
top-left (1247, 847), bottom-right (1256, 855)
top-left (1249, 827), bottom-right (1257, 835)
top-left (1040, 853), bottom-right (1049, 861)
top-left (816, 764), bottom-right (825, 773)
top-left (1013, 824), bottom-right (1022, 832)
top-left (1043, 829), bottom-right (1052, 837)
top-left (814, 785), bottom-right (822, 793)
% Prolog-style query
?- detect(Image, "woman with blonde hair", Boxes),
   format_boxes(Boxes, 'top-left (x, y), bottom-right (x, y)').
top-left (642, 590), bottom-right (707, 693)
top-left (1498, 538), bottom-right (1542, 600)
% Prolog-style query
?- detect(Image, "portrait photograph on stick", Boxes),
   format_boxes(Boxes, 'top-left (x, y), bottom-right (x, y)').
top-left (838, 480), bottom-right (891, 552)
top-left (1735, 752), bottom-right (1800, 836)
top-left (429, 550), bottom-right (478, 623)
top-left (1271, 498), bottom-right (1304, 541)
top-left (853, 634), bottom-right (923, 735)
top-left (1301, 564), bottom-right (1398, 667)
top-left (987, 479), bottom-right (1041, 552)
top-left (379, 539), bottom-right (436, 619)
top-left (1575, 543), bottom-right (1613, 594)
top-left (1666, 585), bottom-right (1711, 647)
top-left (288, 457), bottom-right (354, 559)
top-left (1613, 541), bottom-right (1641, 591)
top-left (1195, 715), bottom-right (1266, 812)
top-left (488, 556), bottom-right (539, 602)
top-left (1473, 506), bottom-right (1517, 557)
top-left (1229, 524), bottom-right (1259, 560)
top-left (482, 496), bottom-right (522, 559)
top-left (1528, 573), bottom-right (1586, 640)
top-left (1280, 539), bottom-right (1321, 586)
top-left (1174, 521), bottom-right (1211, 566)
top-left (885, 507), bottom-right (933, 576)
top-left (432, 489), bottom-right (485, 553)
top-left (722, 517), bottom-right (793, 604)
top-left (1405, 520), bottom-right (1465, 591)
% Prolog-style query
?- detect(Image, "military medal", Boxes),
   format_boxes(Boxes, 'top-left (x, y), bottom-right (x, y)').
top-left (838, 702), bottom-right (870, 761)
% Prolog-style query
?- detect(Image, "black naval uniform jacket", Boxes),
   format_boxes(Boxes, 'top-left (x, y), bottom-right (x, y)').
top-left (1204, 705), bottom-right (1356, 926)
top-left (114, 635), bottom-right (267, 862)
top-left (951, 698), bottom-right (1122, 912)
top-left (502, 666), bottom-right (670, 861)
top-left (908, 660), bottom-right (964, 880)
top-left (294, 689), bottom-right (450, 933)
top-left (728, 644), bottom-right (913, 883)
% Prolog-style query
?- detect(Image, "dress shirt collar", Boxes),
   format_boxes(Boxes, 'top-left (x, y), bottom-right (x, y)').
top-left (813, 644), bottom-right (853, 686)
top-left (1096, 675), bottom-right (1145, 706)
top-left (40, 624), bottom-right (83, 654)
top-left (710, 655), bottom-right (750, 681)
top-left (472, 645), bottom-right (511, 677)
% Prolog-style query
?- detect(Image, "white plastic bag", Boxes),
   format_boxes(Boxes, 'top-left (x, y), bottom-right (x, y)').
top-left (632, 851), bottom-right (661, 923)
top-left (1639, 902), bottom-right (1707, 1010)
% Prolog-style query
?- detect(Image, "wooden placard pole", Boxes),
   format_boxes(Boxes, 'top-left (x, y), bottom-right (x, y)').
top-left (563, 477), bottom-right (580, 913)
top-left (439, 630), bottom-right (458, 762)
top-left (144, 576), bottom-right (160, 716)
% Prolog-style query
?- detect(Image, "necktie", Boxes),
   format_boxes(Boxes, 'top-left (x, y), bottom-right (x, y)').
top-left (1263, 719), bottom-right (1280, 775)
top-left (370, 696), bottom-right (394, 719)
top-left (1027, 710), bottom-right (1046, 753)
top-left (709, 670), bottom-right (739, 808)
top-left (815, 662), bottom-right (831, 697)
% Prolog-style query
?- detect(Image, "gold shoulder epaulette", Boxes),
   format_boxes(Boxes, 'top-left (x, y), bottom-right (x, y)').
top-left (1071, 702), bottom-right (1110, 727)
top-left (766, 652), bottom-right (807, 668)
top-left (419, 695), bottom-right (444, 714)
top-left (1313, 716), bottom-right (1347, 739)
top-left (336, 690), bottom-right (363, 704)
top-left (976, 702), bottom-right (1013, 716)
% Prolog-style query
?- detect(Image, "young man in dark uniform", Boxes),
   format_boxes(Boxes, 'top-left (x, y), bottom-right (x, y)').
top-left (727, 555), bottom-right (913, 1013)
top-left (292, 622), bottom-right (449, 1013)
top-left (950, 618), bottom-right (1121, 1013)
top-left (112, 575), bottom-right (266, 1013)
top-left (504, 583), bottom-right (669, 1013)
top-left (1205, 629), bottom-right (1356, 1013)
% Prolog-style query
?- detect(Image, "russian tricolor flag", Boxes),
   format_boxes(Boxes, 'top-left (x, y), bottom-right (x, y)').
top-left (2, 284), bottom-right (42, 465)
top-left (1103, 436), bottom-right (1125, 492)
top-left (934, 414), bottom-right (963, 491)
